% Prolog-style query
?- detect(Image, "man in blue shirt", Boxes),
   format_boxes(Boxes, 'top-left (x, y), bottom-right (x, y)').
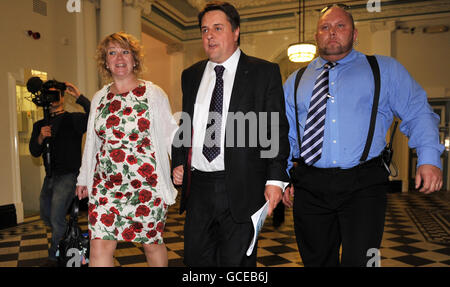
top-left (282, 4), bottom-right (443, 266)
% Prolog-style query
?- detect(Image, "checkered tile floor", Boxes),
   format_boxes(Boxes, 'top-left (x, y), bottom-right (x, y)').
top-left (1, 191), bottom-right (449, 267)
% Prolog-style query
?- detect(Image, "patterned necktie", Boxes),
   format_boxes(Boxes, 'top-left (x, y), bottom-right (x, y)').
top-left (300, 62), bottom-right (337, 165)
top-left (203, 65), bottom-right (225, 162)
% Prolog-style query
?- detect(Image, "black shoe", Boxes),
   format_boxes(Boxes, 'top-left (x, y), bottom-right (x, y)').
top-left (39, 259), bottom-right (59, 267)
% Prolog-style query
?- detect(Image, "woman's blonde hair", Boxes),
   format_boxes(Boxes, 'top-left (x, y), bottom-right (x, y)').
top-left (96, 32), bottom-right (145, 82)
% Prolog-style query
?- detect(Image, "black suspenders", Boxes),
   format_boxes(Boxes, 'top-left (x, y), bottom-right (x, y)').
top-left (292, 55), bottom-right (381, 163)
top-left (360, 55), bottom-right (381, 162)
top-left (293, 66), bottom-right (306, 159)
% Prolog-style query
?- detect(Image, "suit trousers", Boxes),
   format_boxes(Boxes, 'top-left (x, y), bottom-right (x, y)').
top-left (291, 156), bottom-right (388, 267)
top-left (183, 170), bottom-right (257, 267)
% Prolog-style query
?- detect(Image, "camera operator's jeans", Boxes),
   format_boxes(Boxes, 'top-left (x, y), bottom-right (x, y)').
top-left (40, 173), bottom-right (77, 260)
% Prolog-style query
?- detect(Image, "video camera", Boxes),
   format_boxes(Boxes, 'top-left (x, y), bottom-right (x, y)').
top-left (26, 77), bottom-right (66, 108)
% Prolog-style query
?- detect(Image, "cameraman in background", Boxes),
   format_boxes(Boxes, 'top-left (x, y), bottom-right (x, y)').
top-left (29, 79), bottom-right (90, 267)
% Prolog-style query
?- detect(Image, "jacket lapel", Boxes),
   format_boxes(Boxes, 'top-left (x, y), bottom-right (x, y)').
top-left (228, 52), bottom-right (250, 113)
top-left (224, 52), bottom-right (250, 170)
top-left (188, 61), bottom-right (208, 117)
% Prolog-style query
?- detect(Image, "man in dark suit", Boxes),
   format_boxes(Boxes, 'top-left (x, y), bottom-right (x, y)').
top-left (171, 1), bottom-right (290, 267)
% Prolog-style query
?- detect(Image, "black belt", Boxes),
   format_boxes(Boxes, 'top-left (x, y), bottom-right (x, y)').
top-left (291, 155), bottom-right (383, 174)
top-left (191, 169), bottom-right (226, 179)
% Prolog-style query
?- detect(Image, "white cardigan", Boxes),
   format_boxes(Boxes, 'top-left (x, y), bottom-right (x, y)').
top-left (76, 81), bottom-right (179, 205)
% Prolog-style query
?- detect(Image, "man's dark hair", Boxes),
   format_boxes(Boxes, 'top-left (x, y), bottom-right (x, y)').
top-left (198, 1), bottom-right (241, 45)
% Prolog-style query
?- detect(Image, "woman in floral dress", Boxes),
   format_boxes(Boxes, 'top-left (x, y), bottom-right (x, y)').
top-left (76, 32), bottom-right (178, 267)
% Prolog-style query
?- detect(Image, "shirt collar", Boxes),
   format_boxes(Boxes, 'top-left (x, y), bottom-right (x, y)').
top-left (207, 47), bottom-right (241, 74)
top-left (314, 48), bottom-right (357, 70)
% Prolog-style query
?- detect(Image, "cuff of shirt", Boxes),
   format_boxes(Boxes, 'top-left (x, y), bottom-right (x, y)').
top-left (266, 180), bottom-right (290, 193)
top-left (416, 147), bottom-right (443, 170)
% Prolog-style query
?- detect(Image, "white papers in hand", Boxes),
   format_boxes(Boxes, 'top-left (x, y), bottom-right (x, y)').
top-left (246, 201), bottom-right (269, 256)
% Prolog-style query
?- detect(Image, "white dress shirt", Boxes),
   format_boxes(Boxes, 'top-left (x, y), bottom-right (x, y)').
top-left (191, 48), bottom-right (286, 191)
top-left (191, 48), bottom-right (240, 171)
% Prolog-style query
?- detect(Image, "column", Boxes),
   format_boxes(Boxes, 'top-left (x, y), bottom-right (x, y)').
top-left (167, 43), bottom-right (184, 113)
top-left (123, 0), bottom-right (142, 41)
top-left (83, 0), bottom-right (99, 95)
top-left (370, 21), bottom-right (396, 56)
top-left (100, 0), bottom-right (123, 41)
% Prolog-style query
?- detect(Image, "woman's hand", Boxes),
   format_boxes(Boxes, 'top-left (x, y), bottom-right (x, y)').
top-left (75, 185), bottom-right (88, 200)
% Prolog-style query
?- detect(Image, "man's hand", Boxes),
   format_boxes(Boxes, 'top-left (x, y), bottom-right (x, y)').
top-left (415, 164), bottom-right (443, 194)
top-left (282, 185), bottom-right (295, 208)
top-left (65, 82), bottom-right (81, 99)
top-left (264, 185), bottom-right (283, 216)
top-left (173, 165), bottom-right (184, 185)
top-left (75, 185), bottom-right (88, 200)
top-left (38, 125), bottom-right (52, 145)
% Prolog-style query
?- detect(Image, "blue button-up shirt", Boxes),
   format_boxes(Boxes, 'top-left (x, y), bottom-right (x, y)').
top-left (284, 49), bottom-right (444, 172)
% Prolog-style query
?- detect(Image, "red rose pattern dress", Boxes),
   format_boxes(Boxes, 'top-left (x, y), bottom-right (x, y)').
top-left (88, 84), bottom-right (168, 244)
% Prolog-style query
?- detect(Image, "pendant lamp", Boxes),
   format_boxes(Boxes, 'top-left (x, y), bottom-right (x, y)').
top-left (288, 0), bottom-right (316, 62)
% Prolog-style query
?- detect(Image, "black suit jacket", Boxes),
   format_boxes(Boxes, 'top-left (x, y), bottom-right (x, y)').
top-left (172, 52), bottom-right (290, 223)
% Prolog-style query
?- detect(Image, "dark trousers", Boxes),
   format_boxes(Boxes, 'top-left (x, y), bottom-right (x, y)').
top-left (273, 202), bottom-right (285, 224)
top-left (291, 157), bottom-right (388, 267)
top-left (184, 170), bottom-right (257, 267)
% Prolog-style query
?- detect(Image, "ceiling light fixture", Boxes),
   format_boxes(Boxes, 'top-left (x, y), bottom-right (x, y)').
top-left (287, 0), bottom-right (316, 62)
